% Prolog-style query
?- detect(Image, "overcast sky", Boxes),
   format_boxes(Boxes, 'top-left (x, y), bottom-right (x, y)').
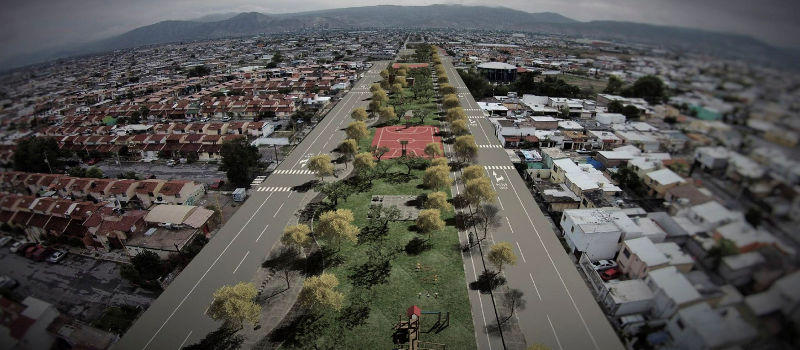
top-left (1, 0), bottom-right (798, 62)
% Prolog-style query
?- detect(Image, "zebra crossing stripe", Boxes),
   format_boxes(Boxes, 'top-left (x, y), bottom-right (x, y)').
top-left (257, 186), bottom-right (293, 192)
top-left (479, 144), bottom-right (503, 148)
top-left (485, 165), bottom-right (514, 170)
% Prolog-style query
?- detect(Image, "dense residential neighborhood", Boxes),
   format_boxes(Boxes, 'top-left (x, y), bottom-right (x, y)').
top-left (1, 4), bottom-right (799, 350)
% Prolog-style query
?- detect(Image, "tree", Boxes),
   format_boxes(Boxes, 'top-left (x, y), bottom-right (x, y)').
top-left (707, 238), bottom-right (739, 269)
top-left (603, 76), bottom-right (624, 95)
top-left (501, 288), bottom-right (526, 324)
top-left (368, 99), bottom-right (383, 117)
top-left (316, 209), bottom-right (359, 249)
top-left (68, 166), bottom-right (87, 177)
top-left (298, 273), bottom-right (344, 312)
top-left (442, 94), bottom-right (460, 109)
top-left (379, 70), bottom-right (389, 80)
top-left (338, 139), bottom-right (358, 168)
top-left (440, 83), bottom-right (455, 95)
top-left (86, 166), bottom-right (104, 179)
top-left (13, 137), bottom-right (62, 173)
top-left (464, 177), bottom-right (496, 206)
top-left (454, 135), bottom-right (478, 162)
top-left (413, 109), bottom-right (429, 125)
top-left (461, 165), bottom-right (486, 183)
top-left (416, 209), bottom-right (444, 240)
top-left (220, 138), bottom-right (261, 187)
top-left (474, 204), bottom-right (502, 241)
top-left (438, 75), bottom-right (449, 84)
top-left (345, 121), bottom-right (369, 141)
top-left (370, 83), bottom-right (382, 93)
top-left (307, 154), bottom-right (334, 180)
top-left (390, 83), bottom-right (403, 95)
top-left (315, 180), bottom-right (352, 206)
top-left (423, 165), bottom-right (452, 190)
top-left (282, 224), bottom-right (312, 253)
top-left (130, 250), bottom-right (163, 281)
top-left (607, 100), bottom-right (624, 114)
top-left (431, 157), bottom-right (448, 168)
top-left (446, 107), bottom-right (466, 123)
top-left (372, 88), bottom-right (389, 103)
top-left (623, 75), bottom-right (666, 105)
top-left (370, 145), bottom-right (390, 162)
top-left (378, 106), bottom-right (396, 124)
top-left (350, 108), bottom-right (368, 122)
top-left (424, 142), bottom-right (443, 158)
top-left (488, 242), bottom-right (517, 274)
top-left (451, 119), bottom-right (468, 136)
top-left (353, 152), bottom-right (375, 176)
top-left (207, 283), bottom-right (261, 330)
top-left (425, 191), bottom-right (450, 212)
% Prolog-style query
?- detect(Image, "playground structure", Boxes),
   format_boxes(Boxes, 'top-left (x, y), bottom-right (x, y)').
top-left (394, 305), bottom-right (449, 350)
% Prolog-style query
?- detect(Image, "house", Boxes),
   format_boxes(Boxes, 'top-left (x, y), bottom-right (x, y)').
top-left (618, 237), bottom-right (670, 279)
top-left (718, 251), bottom-right (765, 287)
top-left (595, 150), bottom-right (635, 169)
top-left (600, 279), bottom-right (654, 317)
top-left (87, 179), bottom-right (116, 202)
top-left (664, 183), bottom-right (712, 214)
top-left (530, 116), bottom-right (559, 130)
top-left (655, 241), bottom-right (695, 273)
top-left (713, 221), bottom-right (793, 255)
top-left (586, 130), bottom-right (622, 150)
top-left (134, 179), bottom-right (166, 209)
top-left (596, 113), bottom-right (626, 125)
top-left (551, 158), bottom-right (581, 183)
top-left (693, 146), bottom-right (729, 171)
top-left (154, 180), bottom-right (205, 206)
top-left (745, 270), bottom-right (800, 327)
top-left (646, 266), bottom-right (703, 318)
top-left (107, 179), bottom-right (139, 205)
top-left (561, 208), bottom-right (641, 260)
top-left (644, 168), bottom-right (685, 198)
top-left (666, 302), bottom-right (757, 350)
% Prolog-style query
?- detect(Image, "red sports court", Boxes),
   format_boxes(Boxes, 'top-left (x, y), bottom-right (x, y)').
top-left (371, 125), bottom-right (442, 159)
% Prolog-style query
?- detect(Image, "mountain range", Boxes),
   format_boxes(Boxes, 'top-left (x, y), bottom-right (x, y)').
top-left (4, 4), bottom-right (797, 70)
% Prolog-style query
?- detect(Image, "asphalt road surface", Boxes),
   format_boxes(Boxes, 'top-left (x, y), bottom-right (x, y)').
top-left (114, 61), bottom-right (389, 350)
top-left (440, 57), bottom-right (624, 350)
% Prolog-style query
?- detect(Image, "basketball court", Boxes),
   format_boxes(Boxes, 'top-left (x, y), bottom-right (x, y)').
top-left (371, 125), bottom-right (442, 159)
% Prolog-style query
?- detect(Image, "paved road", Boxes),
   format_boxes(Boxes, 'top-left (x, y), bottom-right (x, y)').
top-left (114, 61), bottom-right (388, 350)
top-left (440, 57), bottom-right (624, 350)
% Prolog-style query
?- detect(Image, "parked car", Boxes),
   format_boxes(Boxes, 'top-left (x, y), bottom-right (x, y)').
top-left (166, 160), bottom-right (176, 166)
top-left (9, 241), bottom-right (23, 253)
top-left (221, 116), bottom-right (231, 122)
top-left (600, 268), bottom-right (620, 281)
top-left (14, 242), bottom-right (34, 255)
top-left (0, 275), bottom-right (17, 289)
top-left (47, 250), bottom-right (68, 263)
top-left (210, 179), bottom-right (225, 190)
top-left (592, 259), bottom-right (618, 271)
top-left (0, 236), bottom-right (12, 247)
top-left (33, 248), bottom-right (55, 262)
top-left (24, 245), bottom-right (42, 258)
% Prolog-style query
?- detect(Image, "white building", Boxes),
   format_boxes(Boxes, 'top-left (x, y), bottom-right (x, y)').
top-left (666, 303), bottom-right (757, 350)
top-left (646, 266), bottom-right (703, 318)
top-left (601, 279), bottom-right (655, 317)
top-left (596, 112), bottom-right (626, 125)
top-left (561, 208), bottom-right (641, 260)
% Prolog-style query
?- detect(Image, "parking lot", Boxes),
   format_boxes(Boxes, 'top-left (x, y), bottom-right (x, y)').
top-left (0, 246), bottom-right (157, 323)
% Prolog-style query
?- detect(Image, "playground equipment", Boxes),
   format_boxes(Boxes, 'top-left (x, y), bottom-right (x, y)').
top-left (393, 305), bottom-right (449, 350)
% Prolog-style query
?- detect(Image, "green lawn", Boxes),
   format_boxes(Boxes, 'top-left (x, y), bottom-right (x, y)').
top-left (278, 71), bottom-right (475, 349)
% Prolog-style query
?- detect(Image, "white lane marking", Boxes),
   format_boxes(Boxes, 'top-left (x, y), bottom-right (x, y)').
top-left (178, 330), bottom-right (193, 349)
top-left (505, 217), bottom-right (515, 234)
top-left (233, 251), bottom-right (250, 274)
top-left (503, 169), bottom-right (600, 350)
top-left (291, 92), bottom-right (357, 168)
top-left (516, 241), bottom-right (527, 263)
top-left (529, 273), bottom-right (542, 301)
top-left (273, 203), bottom-right (285, 218)
top-left (141, 191), bottom-right (274, 350)
top-left (255, 225), bottom-right (269, 242)
top-left (547, 314), bottom-right (564, 350)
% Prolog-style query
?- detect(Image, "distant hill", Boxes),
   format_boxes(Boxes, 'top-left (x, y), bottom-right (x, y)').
top-left (3, 4), bottom-right (797, 70)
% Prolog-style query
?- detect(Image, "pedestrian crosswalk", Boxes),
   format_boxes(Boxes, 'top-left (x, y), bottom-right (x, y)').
top-left (478, 144), bottom-right (503, 148)
top-left (250, 176), bottom-right (267, 186)
top-left (273, 169), bottom-right (314, 175)
top-left (256, 186), bottom-right (293, 192)
top-left (465, 108), bottom-right (481, 112)
top-left (484, 165), bottom-right (515, 170)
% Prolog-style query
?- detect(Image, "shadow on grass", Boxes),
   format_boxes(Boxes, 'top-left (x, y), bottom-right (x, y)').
top-left (469, 270), bottom-right (506, 294)
top-left (303, 245), bottom-right (344, 276)
top-left (405, 237), bottom-right (431, 255)
top-left (385, 172), bottom-right (415, 184)
top-left (451, 195), bottom-right (470, 210)
top-left (268, 309), bottom-right (328, 348)
top-left (444, 212), bottom-right (472, 231)
top-left (344, 176), bottom-right (373, 193)
top-left (297, 200), bottom-right (335, 223)
top-left (349, 258), bottom-right (392, 289)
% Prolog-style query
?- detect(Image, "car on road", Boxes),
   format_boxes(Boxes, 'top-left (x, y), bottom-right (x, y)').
top-left (592, 259), bottom-right (618, 271)
top-left (0, 275), bottom-right (17, 289)
top-left (47, 250), bottom-right (68, 263)
top-left (26, 245), bottom-right (45, 259)
top-left (0, 236), bottom-right (12, 247)
top-left (33, 247), bottom-right (56, 262)
top-left (600, 268), bottom-right (620, 281)
top-left (8, 240), bottom-right (24, 253)
top-left (166, 160), bottom-right (176, 166)
top-left (221, 116), bottom-right (231, 122)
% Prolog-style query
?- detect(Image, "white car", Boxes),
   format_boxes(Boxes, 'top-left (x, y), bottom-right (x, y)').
top-left (47, 250), bottom-right (68, 264)
top-left (0, 237), bottom-right (12, 247)
top-left (592, 259), bottom-right (618, 271)
top-left (8, 241), bottom-right (23, 253)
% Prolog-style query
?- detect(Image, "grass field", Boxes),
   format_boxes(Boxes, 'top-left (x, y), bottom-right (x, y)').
top-left (559, 74), bottom-right (607, 94)
top-left (277, 77), bottom-right (475, 349)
